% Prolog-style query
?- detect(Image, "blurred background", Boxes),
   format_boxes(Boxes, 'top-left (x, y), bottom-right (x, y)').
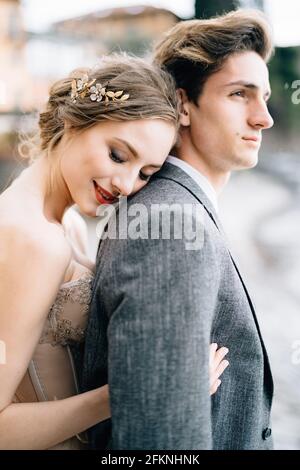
top-left (0, 0), bottom-right (299, 449)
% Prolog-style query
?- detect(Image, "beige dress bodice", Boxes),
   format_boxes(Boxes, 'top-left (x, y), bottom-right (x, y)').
top-left (13, 224), bottom-right (96, 450)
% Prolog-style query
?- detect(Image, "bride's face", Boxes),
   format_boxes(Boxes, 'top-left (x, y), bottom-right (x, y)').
top-left (59, 119), bottom-right (176, 217)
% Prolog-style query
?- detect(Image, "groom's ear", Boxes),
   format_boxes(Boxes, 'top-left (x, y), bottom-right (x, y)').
top-left (177, 88), bottom-right (191, 127)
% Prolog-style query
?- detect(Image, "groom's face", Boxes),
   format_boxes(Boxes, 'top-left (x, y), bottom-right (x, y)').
top-left (186, 51), bottom-right (273, 172)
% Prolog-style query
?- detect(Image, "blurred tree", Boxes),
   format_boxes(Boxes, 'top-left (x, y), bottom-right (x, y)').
top-left (268, 46), bottom-right (300, 135)
top-left (194, 0), bottom-right (264, 19)
top-left (195, 0), bottom-right (239, 19)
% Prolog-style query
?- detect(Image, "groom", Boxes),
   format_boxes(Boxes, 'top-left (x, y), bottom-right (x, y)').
top-left (82, 9), bottom-right (274, 449)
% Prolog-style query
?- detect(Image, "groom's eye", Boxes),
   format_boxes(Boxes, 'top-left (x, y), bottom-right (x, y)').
top-left (231, 90), bottom-right (246, 98)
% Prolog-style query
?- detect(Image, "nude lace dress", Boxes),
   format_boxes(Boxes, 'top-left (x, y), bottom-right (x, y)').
top-left (12, 215), bottom-right (96, 450)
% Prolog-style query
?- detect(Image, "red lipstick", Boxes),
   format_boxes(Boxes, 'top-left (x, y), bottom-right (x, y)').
top-left (93, 181), bottom-right (118, 205)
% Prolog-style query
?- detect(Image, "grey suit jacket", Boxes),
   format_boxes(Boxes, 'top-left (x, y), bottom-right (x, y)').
top-left (82, 162), bottom-right (274, 450)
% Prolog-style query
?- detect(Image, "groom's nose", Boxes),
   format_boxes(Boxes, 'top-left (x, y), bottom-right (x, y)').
top-left (248, 99), bottom-right (274, 130)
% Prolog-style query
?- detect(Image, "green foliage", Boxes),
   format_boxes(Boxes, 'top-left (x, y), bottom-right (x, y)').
top-left (268, 47), bottom-right (300, 135)
top-left (194, 0), bottom-right (239, 19)
top-left (194, 0), bottom-right (265, 19)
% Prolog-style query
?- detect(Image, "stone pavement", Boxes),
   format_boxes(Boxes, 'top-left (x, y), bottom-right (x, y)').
top-left (220, 170), bottom-right (300, 449)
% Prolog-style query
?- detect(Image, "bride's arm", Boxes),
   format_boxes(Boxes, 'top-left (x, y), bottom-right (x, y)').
top-left (0, 386), bottom-right (110, 450)
top-left (0, 224), bottom-right (109, 450)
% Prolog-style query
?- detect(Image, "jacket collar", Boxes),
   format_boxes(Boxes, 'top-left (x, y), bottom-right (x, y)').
top-left (154, 161), bottom-right (220, 229)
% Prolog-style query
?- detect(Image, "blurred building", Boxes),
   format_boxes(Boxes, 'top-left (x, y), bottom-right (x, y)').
top-left (0, 0), bottom-right (29, 113)
top-left (2, 4), bottom-right (180, 116)
top-left (0, 3), bottom-right (181, 163)
top-left (52, 5), bottom-right (180, 55)
top-left (24, 5), bottom-right (180, 112)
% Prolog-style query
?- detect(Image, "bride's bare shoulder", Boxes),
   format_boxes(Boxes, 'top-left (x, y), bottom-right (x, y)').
top-left (0, 204), bottom-right (71, 273)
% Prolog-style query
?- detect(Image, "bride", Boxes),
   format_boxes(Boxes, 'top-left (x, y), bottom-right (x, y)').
top-left (0, 55), bottom-right (229, 449)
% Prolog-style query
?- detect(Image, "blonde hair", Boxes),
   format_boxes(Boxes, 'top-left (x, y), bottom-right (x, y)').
top-left (153, 9), bottom-right (274, 103)
top-left (19, 54), bottom-right (179, 163)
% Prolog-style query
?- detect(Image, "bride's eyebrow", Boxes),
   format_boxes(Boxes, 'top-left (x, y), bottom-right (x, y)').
top-left (114, 138), bottom-right (139, 158)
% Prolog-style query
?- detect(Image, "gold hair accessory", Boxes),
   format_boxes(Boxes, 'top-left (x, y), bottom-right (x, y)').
top-left (70, 74), bottom-right (130, 105)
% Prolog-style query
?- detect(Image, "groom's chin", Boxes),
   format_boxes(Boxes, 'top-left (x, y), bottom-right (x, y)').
top-left (233, 152), bottom-right (259, 170)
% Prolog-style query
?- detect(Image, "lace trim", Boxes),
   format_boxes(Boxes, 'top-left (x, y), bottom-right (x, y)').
top-left (39, 272), bottom-right (94, 346)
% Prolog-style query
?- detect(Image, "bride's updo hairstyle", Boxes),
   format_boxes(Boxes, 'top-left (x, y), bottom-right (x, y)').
top-left (19, 54), bottom-right (179, 167)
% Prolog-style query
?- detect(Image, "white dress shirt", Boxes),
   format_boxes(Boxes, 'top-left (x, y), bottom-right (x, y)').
top-left (166, 155), bottom-right (218, 213)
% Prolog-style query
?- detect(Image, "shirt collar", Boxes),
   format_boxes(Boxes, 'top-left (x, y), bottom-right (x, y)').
top-left (166, 155), bottom-right (219, 213)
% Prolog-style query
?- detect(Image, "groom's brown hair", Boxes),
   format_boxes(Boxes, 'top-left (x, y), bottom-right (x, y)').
top-left (153, 9), bottom-right (273, 104)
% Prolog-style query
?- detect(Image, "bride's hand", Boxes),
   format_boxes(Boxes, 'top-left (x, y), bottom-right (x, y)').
top-left (209, 343), bottom-right (229, 395)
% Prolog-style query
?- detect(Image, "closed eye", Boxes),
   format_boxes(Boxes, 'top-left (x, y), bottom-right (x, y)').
top-left (139, 172), bottom-right (151, 182)
top-left (109, 149), bottom-right (125, 163)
